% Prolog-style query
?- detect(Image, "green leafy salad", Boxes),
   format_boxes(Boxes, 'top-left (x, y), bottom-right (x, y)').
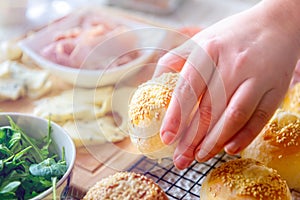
top-left (0, 117), bottom-right (67, 200)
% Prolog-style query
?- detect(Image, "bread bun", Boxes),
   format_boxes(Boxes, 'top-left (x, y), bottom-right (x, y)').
top-left (241, 110), bottom-right (300, 191)
top-left (200, 158), bottom-right (292, 200)
top-left (128, 72), bottom-right (179, 160)
top-left (83, 171), bottom-right (168, 200)
top-left (282, 82), bottom-right (300, 114)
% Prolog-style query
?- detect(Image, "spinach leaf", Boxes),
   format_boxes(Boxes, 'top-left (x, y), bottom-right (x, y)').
top-left (29, 158), bottom-right (67, 178)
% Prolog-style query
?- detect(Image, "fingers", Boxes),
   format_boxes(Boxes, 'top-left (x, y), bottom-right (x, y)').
top-left (173, 109), bottom-right (202, 169)
top-left (160, 45), bottom-right (215, 145)
top-left (224, 89), bottom-right (280, 154)
top-left (154, 52), bottom-right (186, 77)
top-left (195, 77), bottom-right (266, 162)
top-left (153, 40), bottom-right (196, 77)
top-left (175, 67), bottom-right (228, 166)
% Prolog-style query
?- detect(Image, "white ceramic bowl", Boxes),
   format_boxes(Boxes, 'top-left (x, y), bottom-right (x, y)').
top-left (19, 7), bottom-right (167, 88)
top-left (0, 113), bottom-right (76, 200)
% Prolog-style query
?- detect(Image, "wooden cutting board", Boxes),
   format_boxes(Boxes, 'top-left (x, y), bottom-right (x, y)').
top-left (71, 139), bottom-right (143, 192)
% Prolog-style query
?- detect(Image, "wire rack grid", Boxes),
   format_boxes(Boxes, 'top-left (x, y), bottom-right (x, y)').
top-left (128, 151), bottom-right (239, 200)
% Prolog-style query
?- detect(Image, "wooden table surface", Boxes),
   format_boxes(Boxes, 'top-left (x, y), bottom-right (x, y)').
top-left (0, 71), bottom-right (145, 194)
top-left (0, 9), bottom-right (178, 197)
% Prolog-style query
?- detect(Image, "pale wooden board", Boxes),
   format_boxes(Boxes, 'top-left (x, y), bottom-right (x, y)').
top-left (70, 139), bottom-right (143, 191)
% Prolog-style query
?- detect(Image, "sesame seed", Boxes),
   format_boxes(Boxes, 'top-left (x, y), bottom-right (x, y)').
top-left (128, 73), bottom-right (179, 126)
top-left (208, 159), bottom-right (290, 200)
top-left (265, 114), bottom-right (300, 148)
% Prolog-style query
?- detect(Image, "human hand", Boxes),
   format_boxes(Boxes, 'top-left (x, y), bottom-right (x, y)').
top-left (154, 0), bottom-right (300, 169)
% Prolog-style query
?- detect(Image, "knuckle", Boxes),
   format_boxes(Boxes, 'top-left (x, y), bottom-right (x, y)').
top-left (199, 106), bottom-right (213, 127)
top-left (203, 38), bottom-right (221, 54)
top-left (226, 106), bottom-right (249, 125)
top-left (176, 77), bottom-right (198, 101)
top-left (182, 142), bottom-right (199, 156)
top-left (233, 51), bottom-right (248, 70)
top-left (253, 108), bottom-right (270, 123)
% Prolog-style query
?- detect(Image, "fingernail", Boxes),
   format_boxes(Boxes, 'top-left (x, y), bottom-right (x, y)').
top-left (224, 143), bottom-right (240, 155)
top-left (174, 154), bottom-right (193, 170)
top-left (196, 149), bottom-right (208, 161)
top-left (161, 131), bottom-right (175, 145)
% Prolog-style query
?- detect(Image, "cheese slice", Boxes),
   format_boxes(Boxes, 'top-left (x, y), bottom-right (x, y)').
top-left (0, 61), bottom-right (51, 101)
top-left (63, 116), bottom-right (127, 146)
top-left (0, 79), bottom-right (25, 101)
top-left (34, 85), bottom-right (135, 145)
top-left (27, 80), bottom-right (52, 99)
top-left (34, 86), bottom-right (114, 123)
top-left (63, 119), bottom-right (108, 146)
top-left (0, 62), bottom-right (11, 77)
top-left (0, 40), bottom-right (22, 62)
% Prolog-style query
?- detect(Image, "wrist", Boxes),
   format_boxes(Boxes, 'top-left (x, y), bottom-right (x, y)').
top-left (260, 0), bottom-right (300, 49)
top-left (258, 0), bottom-right (300, 52)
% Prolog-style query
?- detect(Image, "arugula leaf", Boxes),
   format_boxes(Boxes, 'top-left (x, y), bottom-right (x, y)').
top-left (0, 144), bottom-right (12, 159)
top-left (0, 129), bottom-right (6, 144)
top-left (40, 119), bottom-right (53, 159)
top-left (0, 126), bottom-right (22, 148)
top-left (52, 177), bottom-right (57, 200)
top-left (0, 116), bottom-right (68, 199)
top-left (13, 146), bottom-right (32, 163)
top-left (8, 116), bottom-right (44, 163)
top-left (0, 181), bottom-right (20, 194)
top-left (7, 129), bottom-right (21, 150)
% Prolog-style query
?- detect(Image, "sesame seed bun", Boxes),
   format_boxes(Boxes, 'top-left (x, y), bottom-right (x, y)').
top-left (200, 158), bottom-right (292, 200)
top-left (241, 110), bottom-right (300, 191)
top-left (83, 172), bottom-right (168, 200)
top-left (128, 72), bottom-right (179, 160)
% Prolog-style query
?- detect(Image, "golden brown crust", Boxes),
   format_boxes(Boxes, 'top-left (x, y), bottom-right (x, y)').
top-left (200, 158), bottom-right (292, 200)
top-left (128, 72), bottom-right (179, 160)
top-left (241, 110), bottom-right (300, 191)
top-left (128, 72), bottom-right (179, 126)
top-left (263, 111), bottom-right (300, 154)
top-left (83, 172), bottom-right (168, 200)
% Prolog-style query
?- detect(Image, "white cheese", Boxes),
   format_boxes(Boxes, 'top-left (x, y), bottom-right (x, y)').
top-left (0, 61), bottom-right (11, 77)
top-left (0, 40), bottom-right (23, 61)
top-left (34, 86), bottom-right (134, 146)
top-left (0, 61), bottom-right (51, 101)
top-left (34, 86), bottom-right (114, 123)
top-left (0, 79), bottom-right (25, 101)
top-left (63, 116), bottom-right (127, 146)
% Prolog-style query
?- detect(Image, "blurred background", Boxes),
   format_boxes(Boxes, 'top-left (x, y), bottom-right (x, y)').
top-left (0, 0), bottom-right (260, 41)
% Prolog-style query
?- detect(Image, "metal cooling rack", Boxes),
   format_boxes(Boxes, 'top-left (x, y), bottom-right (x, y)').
top-left (61, 152), bottom-right (300, 199)
top-left (127, 151), bottom-right (239, 200)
